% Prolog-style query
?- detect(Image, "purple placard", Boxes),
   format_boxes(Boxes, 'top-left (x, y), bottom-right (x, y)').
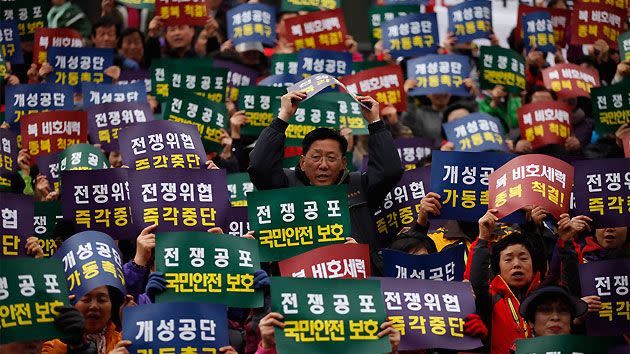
top-left (378, 277), bottom-right (482, 351)
top-left (86, 101), bottom-right (154, 152)
top-left (117, 120), bottom-right (207, 170)
top-left (362, 137), bottom-right (433, 172)
top-left (573, 158), bottom-right (630, 228)
top-left (259, 74), bottom-right (300, 87)
top-left (61, 169), bottom-right (137, 239)
top-left (36, 152), bottom-right (61, 191)
top-left (0, 128), bottom-right (18, 177)
top-left (578, 259), bottom-right (630, 336)
top-left (0, 193), bottom-right (34, 257)
top-left (213, 58), bottom-right (261, 102)
top-left (117, 69), bottom-right (151, 93)
top-left (128, 168), bottom-right (231, 232)
top-left (220, 206), bottom-right (250, 237)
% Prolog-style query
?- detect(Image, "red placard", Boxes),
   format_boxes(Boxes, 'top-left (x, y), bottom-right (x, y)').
top-left (278, 243), bottom-right (371, 279)
top-left (156, 0), bottom-right (208, 26)
top-left (338, 64), bottom-right (407, 112)
top-left (570, 2), bottom-right (625, 48)
top-left (517, 101), bottom-right (572, 149)
top-left (488, 154), bottom-right (574, 219)
top-left (623, 134), bottom-right (630, 158)
top-left (20, 110), bottom-right (88, 161)
top-left (33, 28), bottom-right (83, 67)
top-left (542, 63), bottom-right (600, 99)
top-left (284, 8), bottom-right (348, 51)
top-left (516, 5), bottom-right (571, 47)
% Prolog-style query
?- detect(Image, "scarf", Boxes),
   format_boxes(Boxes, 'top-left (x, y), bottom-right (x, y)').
top-left (47, 2), bottom-right (72, 28)
top-left (85, 327), bottom-right (107, 354)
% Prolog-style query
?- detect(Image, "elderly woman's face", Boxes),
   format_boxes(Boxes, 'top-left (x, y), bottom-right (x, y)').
top-left (531, 298), bottom-right (572, 337)
top-left (74, 286), bottom-right (112, 334)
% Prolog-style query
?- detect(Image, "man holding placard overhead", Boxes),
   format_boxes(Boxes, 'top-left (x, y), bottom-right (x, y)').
top-left (248, 91), bottom-right (404, 273)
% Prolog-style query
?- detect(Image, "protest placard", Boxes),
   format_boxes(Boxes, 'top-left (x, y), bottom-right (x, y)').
top-left (213, 58), bottom-right (261, 102)
top-left (271, 277), bottom-right (390, 354)
top-left (488, 154), bottom-right (574, 219)
top-left (47, 47), bottom-right (113, 92)
top-left (620, 30), bottom-right (630, 61)
top-left (522, 11), bottom-right (556, 53)
top-left (155, 232), bottom-right (263, 307)
top-left (259, 73), bottom-right (300, 87)
top-left (379, 277), bottom-right (482, 350)
top-left (573, 158), bottom-right (630, 228)
top-left (406, 54), bottom-right (470, 96)
top-left (82, 81), bottom-right (147, 108)
top-left (542, 63), bottom-right (600, 98)
top-left (271, 53), bottom-right (298, 75)
top-left (0, 0), bottom-right (47, 41)
top-left (0, 258), bottom-right (68, 344)
top-left (219, 206), bottom-right (250, 238)
top-left (36, 152), bottom-right (61, 191)
top-left (517, 5), bottom-right (571, 48)
top-left (279, 243), bottom-right (371, 279)
top-left (117, 69), bottom-right (151, 93)
top-left (319, 92), bottom-right (369, 135)
top-left (156, 0), bottom-right (208, 26)
top-left (0, 193), bottom-right (34, 257)
top-left (382, 244), bottom-right (465, 281)
top-left (516, 335), bottom-right (606, 354)
top-left (248, 185), bottom-right (350, 262)
top-left (443, 113), bottom-right (508, 152)
top-left (517, 101), bottom-right (572, 149)
top-left (590, 80), bottom-right (630, 135)
top-left (479, 46), bottom-right (526, 94)
top-left (280, 0), bottom-right (340, 12)
top-left (352, 60), bottom-right (388, 74)
top-left (0, 129), bottom-right (18, 180)
top-left (118, 0), bottom-right (155, 9)
top-left (86, 101), bottom-right (154, 152)
top-left (33, 28), bottom-right (83, 67)
top-left (33, 201), bottom-right (62, 256)
top-left (368, 4), bottom-right (419, 45)
top-left (447, 0), bottom-right (492, 43)
top-left (286, 73), bottom-right (337, 101)
top-left (227, 3), bottom-right (276, 46)
top-left (118, 120), bottom-right (207, 170)
top-left (4, 83), bottom-right (74, 128)
top-left (339, 65), bottom-right (406, 112)
top-left (227, 172), bottom-right (256, 207)
top-left (237, 85), bottom-right (285, 136)
top-left (150, 58), bottom-right (227, 102)
top-left (570, 2), bottom-right (625, 49)
top-left (20, 111), bottom-right (88, 160)
top-left (0, 20), bottom-right (24, 64)
top-left (58, 144), bottom-right (110, 171)
top-left (284, 9), bottom-right (348, 51)
top-left (382, 13), bottom-right (439, 58)
top-left (297, 48), bottom-right (352, 78)
top-left (0, 54), bottom-right (5, 86)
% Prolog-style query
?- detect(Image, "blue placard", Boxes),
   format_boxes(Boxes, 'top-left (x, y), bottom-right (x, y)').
top-left (47, 47), bottom-right (114, 92)
top-left (447, 0), bottom-right (493, 43)
top-left (297, 49), bottom-right (353, 78)
top-left (522, 11), bottom-right (556, 54)
top-left (259, 74), bottom-right (301, 87)
top-left (382, 243), bottom-right (466, 281)
top-left (0, 20), bottom-right (24, 64)
top-left (4, 83), bottom-right (74, 128)
top-left (430, 151), bottom-right (520, 222)
top-left (406, 54), bottom-right (471, 96)
top-left (55, 231), bottom-right (126, 303)
top-left (442, 113), bottom-right (508, 152)
top-left (82, 81), bottom-right (148, 108)
top-left (382, 13), bottom-right (439, 58)
top-left (123, 302), bottom-right (229, 353)
top-left (227, 3), bottom-right (276, 46)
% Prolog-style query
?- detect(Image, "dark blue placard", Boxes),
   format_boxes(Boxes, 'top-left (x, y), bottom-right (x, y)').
top-left (447, 0), bottom-right (493, 43)
top-left (0, 20), bottom-right (24, 64)
top-left (47, 47), bottom-right (114, 92)
top-left (4, 83), bottom-right (74, 128)
top-left (259, 74), bottom-right (301, 87)
top-left (522, 11), bottom-right (556, 54)
top-left (117, 69), bottom-right (151, 93)
top-left (382, 244), bottom-right (466, 281)
top-left (55, 231), bottom-right (126, 303)
top-left (82, 81), bottom-right (148, 108)
top-left (406, 54), bottom-right (471, 96)
top-left (123, 302), bottom-right (229, 353)
top-left (297, 49), bottom-right (353, 78)
top-left (430, 150), bottom-right (521, 223)
top-left (227, 3), bottom-right (277, 46)
top-left (382, 13), bottom-right (439, 58)
top-left (442, 113), bottom-right (508, 152)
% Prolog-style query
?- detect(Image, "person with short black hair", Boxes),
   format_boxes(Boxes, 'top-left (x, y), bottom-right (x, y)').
top-left (520, 286), bottom-right (588, 337)
top-left (91, 16), bottom-right (120, 49)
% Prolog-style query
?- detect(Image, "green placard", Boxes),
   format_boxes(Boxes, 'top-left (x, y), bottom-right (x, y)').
top-left (0, 258), bottom-right (69, 344)
top-left (150, 58), bottom-right (227, 103)
top-left (227, 172), bottom-right (256, 207)
top-left (0, 0), bottom-right (47, 41)
top-left (59, 144), bottom-right (110, 171)
top-left (479, 46), bottom-right (527, 94)
top-left (319, 92), bottom-right (369, 135)
top-left (118, 0), bottom-right (155, 9)
top-left (271, 53), bottom-right (299, 75)
top-left (619, 30), bottom-right (630, 62)
top-left (280, 0), bottom-right (340, 12)
top-left (515, 335), bottom-right (609, 354)
top-left (351, 60), bottom-right (387, 74)
top-left (155, 232), bottom-right (263, 308)
top-left (591, 79), bottom-right (630, 135)
top-left (237, 85), bottom-right (286, 137)
top-left (282, 151), bottom-right (355, 172)
top-left (33, 201), bottom-right (62, 257)
top-left (247, 185), bottom-right (351, 262)
top-left (368, 5), bottom-right (419, 45)
top-left (271, 277), bottom-right (389, 354)
top-left (273, 96), bottom-right (341, 146)
top-left (163, 89), bottom-right (228, 153)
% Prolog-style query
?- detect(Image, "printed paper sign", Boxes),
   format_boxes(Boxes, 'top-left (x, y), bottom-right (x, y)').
top-left (86, 101), bottom-right (154, 152)
top-left (227, 3), bottom-right (276, 46)
top-left (278, 243), bottom-right (371, 279)
top-left (286, 73), bottom-right (338, 100)
top-left (150, 58), bottom-right (227, 102)
top-left (443, 113), bottom-right (508, 152)
top-left (297, 48), bottom-right (352, 78)
top-left (33, 28), bottom-right (83, 67)
top-left (155, 232), bottom-right (263, 307)
top-left (4, 84), bottom-right (73, 128)
top-left (368, 4), bottom-right (419, 45)
top-left (271, 277), bottom-right (389, 354)
top-left (488, 154), bottom-right (574, 219)
top-left (339, 65), bottom-right (406, 112)
top-left (47, 47), bottom-right (113, 92)
top-left (20, 110), bottom-right (88, 160)
top-left (590, 80), bottom-right (630, 135)
top-left (82, 81), bottom-right (147, 108)
top-left (156, 0), bottom-right (208, 26)
top-left (522, 11), bottom-right (556, 53)
top-left (123, 302), bottom-right (229, 353)
top-left (248, 185), bottom-right (351, 262)
top-left (0, 20), bottom-right (24, 64)
top-left (284, 9), bottom-right (348, 51)
top-left (1, 193), bottom-right (34, 257)
top-left (542, 63), bottom-right (600, 99)
top-left (0, 0), bottom-right (47, 41)
top-left (237, 85), bottom-right (285, 137)
top-left (517, 101), bottom-right (571, 149)
top-left (378, 277), bottom-right (482, 351)
top-left (227, 172), bottom-right (256, 207)
top-left (516, 335), bottom-right (605, 354)
top-left (570, 2), bottom-right (625, 49)
top-left (280, 0), bottom-right (340, 12)
top-left (406, 54), bottom-right (471, 96)
top-left (0, 258), bottom-right (69, 344)
top-left (447, 0), bottom-right (492, 43)
top-left (382, 13), bottom-right (439, 58)
top-left (573, 158), bottom-right (630, 228)
top-left (479, 46), bottom-right (526, 94)
top-left (382, 244), bottom-right (465, 280)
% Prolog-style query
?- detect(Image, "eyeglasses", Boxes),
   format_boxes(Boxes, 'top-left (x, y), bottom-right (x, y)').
top-left (304, 154), bottom-right (341, 164)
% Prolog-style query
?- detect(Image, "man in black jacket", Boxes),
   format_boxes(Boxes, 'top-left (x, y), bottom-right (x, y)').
top-left (248, 91), bottom-right (404, 273)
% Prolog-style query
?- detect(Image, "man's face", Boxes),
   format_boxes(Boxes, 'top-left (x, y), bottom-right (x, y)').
top-left (595, 227), bottom-right (628, 250)
top-left (165, 25), bottom-right (195, 50)
top-left (531, 90), bottom-right (554, 103)
top-left (92, 25), bottom-right (117, 49)
top-left (530, 298), bottom-right (572, 337)
top-left (499, 244), bottom-right (534, 289)
top-left (299, 139), bottom-right (346, 186)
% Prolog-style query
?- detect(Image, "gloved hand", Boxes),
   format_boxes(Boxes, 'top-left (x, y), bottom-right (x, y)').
top-left (54, 305), bottom-right (85, 346)
top-left (464, 313), bottom-right (488, 341)
top-left (145, 271), bottom-right (167, 302)
top-left (253, 269), bottom-right (270, 289)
